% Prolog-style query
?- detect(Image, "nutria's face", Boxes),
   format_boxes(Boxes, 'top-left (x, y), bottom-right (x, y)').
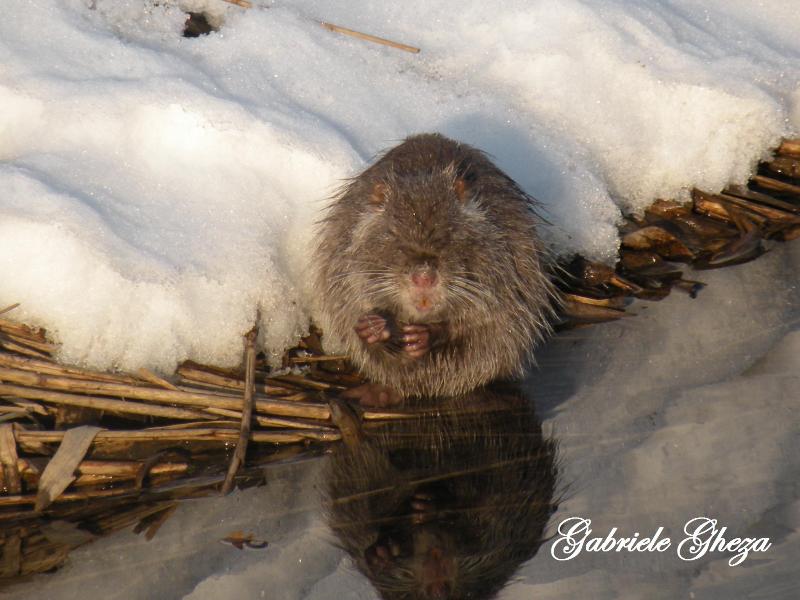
top-left (348, 170), bottom-right (496, 322)
top-left (363, 526), bottom-right (458, 600)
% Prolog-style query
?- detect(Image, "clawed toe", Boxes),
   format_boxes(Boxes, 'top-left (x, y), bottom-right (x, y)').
top-left (401, 324), bottom-right (430, 358)
top-left (355, 314), bottom-right (390, 345)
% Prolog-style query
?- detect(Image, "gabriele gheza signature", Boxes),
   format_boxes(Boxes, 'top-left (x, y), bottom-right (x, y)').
top-left (551, 517), bottom-right (771, 566)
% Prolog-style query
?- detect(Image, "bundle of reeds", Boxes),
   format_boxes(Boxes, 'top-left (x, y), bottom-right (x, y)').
top-left (0, 317), bottom-right (421, 582)
top-left (558, 139), bottom-right (800, 325)
top-left (0, 321), bottom-right (432, 490)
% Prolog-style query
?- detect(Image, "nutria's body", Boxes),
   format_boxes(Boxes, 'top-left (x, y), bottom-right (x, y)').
top-left (314, 133), bottom-right (555, 398)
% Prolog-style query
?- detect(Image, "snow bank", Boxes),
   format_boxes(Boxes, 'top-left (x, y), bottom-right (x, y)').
top-left (0, 0), bottom-right (798, 371)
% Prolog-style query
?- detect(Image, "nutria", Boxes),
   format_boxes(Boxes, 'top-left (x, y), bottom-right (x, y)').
top-left (314, 133), bottom-right (556, 400)
top-left (324, 388), bottom-right (559, 599)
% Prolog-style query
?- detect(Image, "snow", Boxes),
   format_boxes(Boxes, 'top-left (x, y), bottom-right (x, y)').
top-left (0, 0), bottom-right (798, 372)
top-left (6, 214), bottom-right (799, 600)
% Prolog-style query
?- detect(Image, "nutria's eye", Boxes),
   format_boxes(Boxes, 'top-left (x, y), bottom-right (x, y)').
top-left (370, 182), bottom-right (388, 207)
top-left (454, 177), bottom-right (468, 203)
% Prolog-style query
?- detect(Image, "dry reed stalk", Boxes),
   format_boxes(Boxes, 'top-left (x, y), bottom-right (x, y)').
top-left (249, 429), bottom-right (332, 442)
top-left (203, 406), bottom-right (245, 420)
top-left (562, 293), bottom-right (627, 309)
top-left (8, 480), bottom-right (203, 507)
top-left (288, 354), bottom-right (349, 364)
top-left (94, 502), bottom-right (177, 537)
top-left (0, 424), bottom-right (21, 494)
top-left (0, 368), bottom-right (184, 399)
top-left (559, 297), bottom-right (628, 323)
top-left (693, 191), bottom-right (734, 222)
top-left (21, 542), bottom-right (70, 577)
top-left (147, 420), bottom-right (239, 430)
top-left (0, 368), bottom-right (331, 419)
top-left (16, 457), bottom-right (41, 487)
top-left (1, 448), bottom-right (307, 515)
top-left (176, 366), bottom-right (244, 389)
top-left (177, 382), bottom-right (245, 396)
top-left (73, 460), bottom-right (188, 482)
top-left (608, 274), bottom-right (645, 294)
top-left (0, 353), bottom-right (140, 384)
top-left (136, 368), bottom-right (180, 391)
top-left (0, 338), bottom-right (50, 360)
top-left (0, 532), bottom-right (21, 577)
top-left (321, 22), bottom-right (420, 53)
top-left (0, 383), bottom-right (214, 422)
top-left (752, 174), bottom-right (800, 196)
top-left (361, 408), bottom-right (419, 420)
top-left (135, 503), bottom-right (178, 540)
top-left (778, 139), bottom-right (800, 156)
top-left (328, 398), bottom-right (364, 448)
top-left (0, 509), bottom-right (46, 523)
top-left (255, 415), bottom-right (338, 431)
top-left (0, 318), bottom-right (47, 342)
top-left (766, 156), bottom-right (800, 178)
top-left (0, 304), bottom-right (20, 317)
top-left (17, 428), bottom-right (240, 444)
top-left (74, 460), bottom-right (189, 486)
top-left (10, 454), bottom-right (228, 494)
top-left (782, 225), bottom-right (800, 241)
top-left (35, 426), bottom-right (102, 511)
top-left (0, 486), bottom-right (156, 508)
top-left (14, 427), bottom-right (331, 446)
top-left (0, 332), bottom-right (55, 355)
top-left (278, 392), bottom-right (314, 402)
top-left (724, 184), bottom-right (800, 214)
top-left (176, 407), bottom-right (331, 430)
top-left (254, 397), bottom-right (330, 420)
top-left (222, 324), bottom-right (258, 495)
top-left (0, 405), bottom-right (30, 416)
top-left (177, 363), bottom-right (296, 395)
top-left (221, 0), bottom-right (252, 8)
top-left (716, 193), bottom-right (800, 223)
top-left (267, 374), bottom-right (346, 392)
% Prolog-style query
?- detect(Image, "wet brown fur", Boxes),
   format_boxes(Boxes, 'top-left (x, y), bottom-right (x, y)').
top-left (314, 133), bottom-right (556, 397)
top-left (324, 389), bottom-right (559, 599)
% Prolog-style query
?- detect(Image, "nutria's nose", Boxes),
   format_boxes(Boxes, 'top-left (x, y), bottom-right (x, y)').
top-left (411, 266), bottom-right (437, 288)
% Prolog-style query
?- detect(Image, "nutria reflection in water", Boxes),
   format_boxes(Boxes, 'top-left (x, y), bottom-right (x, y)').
top-left (324, 385), bottom-right (559, 600)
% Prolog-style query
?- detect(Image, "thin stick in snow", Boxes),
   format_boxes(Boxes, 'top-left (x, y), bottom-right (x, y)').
top-left (321, 22), bottom-right (421, 54)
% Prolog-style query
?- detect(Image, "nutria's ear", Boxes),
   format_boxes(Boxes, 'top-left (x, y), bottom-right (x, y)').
top-left (454, 177), bottom-right (468, 203)
top-left (369, 182), bottom-right (388, 206)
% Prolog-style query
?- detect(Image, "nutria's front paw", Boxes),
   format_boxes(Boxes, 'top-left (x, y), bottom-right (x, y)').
top-left (410, 491), bottom-right (437, 525)
top-left (355, 314), bottom-right (391, 345)
top-left (401, 324), bottom-right (431, 359)
top-left (365, 537), bottom-right (402, 573)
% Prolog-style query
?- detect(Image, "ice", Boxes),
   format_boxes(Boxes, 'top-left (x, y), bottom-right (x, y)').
top-left (6, 458), bottom-right (332, 600)
top-left (0, 0), bottom-right (798, 372)
top-left (506, 241), bottom-right (800, 599)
